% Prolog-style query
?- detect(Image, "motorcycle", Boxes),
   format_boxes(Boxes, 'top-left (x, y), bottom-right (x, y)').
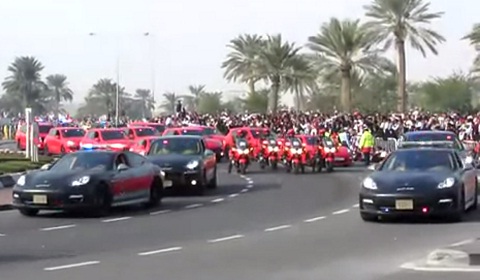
top-left (285, 138), bottom-right (306, 174)
top-left (259, 138), bottom-right (280, 170)
top-left (228, 139), bottom-right (251, 174)
top-left (320, 138), bottom-right (336, 172)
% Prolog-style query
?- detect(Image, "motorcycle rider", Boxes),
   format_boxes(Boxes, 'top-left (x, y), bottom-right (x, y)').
top-left (359, 126), bottom-right (375, 166)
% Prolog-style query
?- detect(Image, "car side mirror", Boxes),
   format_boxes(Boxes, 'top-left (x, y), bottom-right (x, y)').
top-left (368, 163), bottom-right (379, 171)
top-left (117, 163), bottom-right (129, 171)
top-left (204, 149), bottom-right (214, 157)
top-left (40, 163), bottom-right (51, 170)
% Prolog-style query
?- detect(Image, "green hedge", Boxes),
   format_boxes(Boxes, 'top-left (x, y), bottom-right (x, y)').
top-left (0, 153), bottom-right (55, 175)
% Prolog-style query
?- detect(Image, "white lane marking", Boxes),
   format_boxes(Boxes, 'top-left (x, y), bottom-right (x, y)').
top-left (208, 234), bottom-right (244, 243)
top-left (40, 224), bottom-right (76, 231)
top-left (102, 217), bottom-right (131, 223)
top-left (211, 198), bottom-right (224, 203)
top-left (150, 210), bottom-right (171, 215)
top-left (44, 261), bottom-right (100, 271)
top-left (185, 203), bottom-right (203, 209)
top-left (240, 189), bottom-right (248, 193)
top-left (264, 225), bottom-right (292, 232)
top-left (138, 246), bottom-right (182, 256)
top-left (229, 193), bottom-right (239, 198)
top-left (332, 209), bottom-right (350, 215)
top-left (352, 203), bottom-right (359, 208)
top-left (246, 184), bottom-right (253, 189)
top-left (400, 262), bottom-right (480, 272)
top-left (304, 216), bottom-right (326, 223)
top-left (449, 239), bottom-right (476, 247)
top-left (0, 233), bottom-right (5, 237)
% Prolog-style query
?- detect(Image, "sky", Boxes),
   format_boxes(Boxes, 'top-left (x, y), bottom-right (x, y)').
top-left (0, 0), bottom-right (477, 106)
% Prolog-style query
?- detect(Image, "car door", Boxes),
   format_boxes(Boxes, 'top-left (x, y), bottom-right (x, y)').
top-left (454, 152), bottom-right (475, 206)
top-left (124, 151), bottom-right (151, 200)
top-left (110, 153), bottom-right (131, 203)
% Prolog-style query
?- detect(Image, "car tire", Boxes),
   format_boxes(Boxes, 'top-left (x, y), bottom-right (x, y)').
top-left (360, 212), bottom-right (377, 222)
top-left (60, 146), bottom-right (66, 155)
top-left (471, 178), bottom-right (478, 211)
top-left (207, 168), bottom-right (217, 189)
top-left (19, 208), bottom-right (39, 217)
top-left (194, 172), bottom-right (206, 195)
top-left (146, 177), bottom-right (163, 208)
top-left (44, 145), bottom-right (51, 156)
top-left (94, 184), bottom-right (112, 217)
top-left (448, 189), bottom-right (465, 222)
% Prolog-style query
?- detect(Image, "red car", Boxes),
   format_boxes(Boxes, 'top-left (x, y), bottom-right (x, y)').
top-left (163, 127), bottom-right (224, 161)
top-left (43, 127), bottom-right (86, 155)
top-left (129, 137), bottom-right (162, 155)
top-left (15, 122), bottom-right (54, 151)
top-left (80, 128), bottom-right (132, 151)
top-left (128, 122), bottom-right (166, 134)
top-left (124, 126), bottom-right (159, 141)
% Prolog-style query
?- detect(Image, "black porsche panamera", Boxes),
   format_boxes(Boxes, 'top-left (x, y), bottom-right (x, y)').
top-left (359, 147), bottom-right (478, 222)
top-left (12, 151), bottom-right (164, 216)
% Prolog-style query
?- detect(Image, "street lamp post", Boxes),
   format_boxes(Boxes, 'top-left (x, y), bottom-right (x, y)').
top-left (89, 32), bottom-right (153, 125)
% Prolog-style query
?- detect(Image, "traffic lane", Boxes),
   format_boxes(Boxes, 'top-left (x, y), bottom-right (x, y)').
top-left (0, 165), bottom-right (358, 263)
top-left (379, 271), bottom-right (480, 280)
top-left (0, 169), bottom-right (248, 235)
top-left (7, 207), bottom-right (480, 280)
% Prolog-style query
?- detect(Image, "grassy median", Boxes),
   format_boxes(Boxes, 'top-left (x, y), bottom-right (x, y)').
top-left (0, 153), bottom-right (53, 175)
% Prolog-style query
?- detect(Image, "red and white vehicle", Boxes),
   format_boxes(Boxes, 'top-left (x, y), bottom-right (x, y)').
top-left (43, 127), bottom-right (86, 155)
top-left (129, 137), bottom-right (162, 155)
top-left (80, 128), bottom-right (132, 151)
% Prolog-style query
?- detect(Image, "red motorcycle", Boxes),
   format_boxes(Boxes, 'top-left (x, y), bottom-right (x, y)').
top-left (259, 138), bottom-right (280, 170)
top-left (228, 139), bottom-right (252, 174)
top-left (319, 138), bottom-right (335, 172)
top-left (285, 138), bottom-right (307, 174)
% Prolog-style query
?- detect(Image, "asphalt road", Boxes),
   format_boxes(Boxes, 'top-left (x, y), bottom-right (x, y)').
top-left (1, 163), bottom-right (480, 280)
top-left (0, 140), bottom-right (16, 151)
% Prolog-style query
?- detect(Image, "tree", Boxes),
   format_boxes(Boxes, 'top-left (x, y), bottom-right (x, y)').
top-left (363, 0), bottom-right (445, 113)
top-left (184, 85), bottom-right (206, 111)
top-left (2, 56), bottom-right (47, 114)
top-left (222, 34), bottom-right (265, 95)
top-left (197, 92), bottom-right (223, 114)
top-left (412, 72), bottom-right (474, 112)
top-left (237, 89), bottom-right (269, 113)
top-left (77, 79), bottom-right (126, 119)
top-left (134, 89), bottom-right (155, 118)
top-left (160, 92), bottom-right (179, 114)
top-left (256, 34), bottom-right (307, 113)
top-left (462, 23), bottom-right (480, 75)
top-left (307, 18), bottom-right (391, 112)
top-left (46, 74), bottom-right (73, 117)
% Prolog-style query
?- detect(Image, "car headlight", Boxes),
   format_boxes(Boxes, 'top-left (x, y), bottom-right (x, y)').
top-left (241, 149), bottom-right (249, 154)
top-left (291, 148), bottom-right (302, 154)
top-left (438, 177), bottom-right (455, 189)
top-left (362, 177), bottom-right (377, 190)
top-left (273, 146), bottom-right (279, 152)
top-left (71, 176), bottom-right (90, 187)
top-left (160, 170), bottom-right (165, 178)
top-left (17, 175), bottom-right (25, 186)
top-left (186, 160), bottom-right (199, 169)
top-left (67, 140), bottom-right (75, 146)
top-left (325, 147), bottom-right (336, 153)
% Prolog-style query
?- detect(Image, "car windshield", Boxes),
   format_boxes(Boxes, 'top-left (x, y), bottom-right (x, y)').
top-left (101, 130), bottom-right (127, 140)
top-left (381, 150), bottom-right (455, 172)
top-left (49, 153), bottom-right (113, 172)
top-left (202, 127), bottom-right (217, 135)
top-left (39, 125), bottom-right (53, 134)
top-left (61, 129), bottom-right (85, 138)
top-left (305, 136), bottom-right (318, 145)
top-left (149, 138), bottom-right (202, 155)
top-left (151, 124), bottom-right (165, 133)
top-left (180, 130), bottom-right (203, 136)
top-left (135, 128), bottom-right (156, 137)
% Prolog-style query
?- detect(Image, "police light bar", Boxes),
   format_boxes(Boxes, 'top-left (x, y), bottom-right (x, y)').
top-left (397, 141), bottom-right (454, 149)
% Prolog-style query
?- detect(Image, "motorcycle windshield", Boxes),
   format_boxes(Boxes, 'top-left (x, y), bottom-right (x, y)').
top-left (237, 141), bottom-right (248, 149)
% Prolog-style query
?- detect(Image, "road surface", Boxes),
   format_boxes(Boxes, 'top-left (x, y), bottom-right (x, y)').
top-left (1, 163), bottom-right (480, 280)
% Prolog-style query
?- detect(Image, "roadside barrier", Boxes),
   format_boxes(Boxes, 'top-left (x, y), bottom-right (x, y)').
top-left (374, 137), bottom-right (398, 153)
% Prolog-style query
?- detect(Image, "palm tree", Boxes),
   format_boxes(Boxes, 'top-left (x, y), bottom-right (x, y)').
top-left (160, 92), bottom-right (179, 114)
top-left (282, 54), bottom-right (318, 111)
top-left (184, 85), bottom-right (206, 111)
top-left (307, 18), bottom-right (391, 112)
top-left (462, 24), bottom-right (480, 75)
top-left (222, 34), bottom-right (265, 95)
top-left (134, 89), bottom-right (155, 118)
top-left (256, 34), bottom-right (307, 113)
top-left (46, 74), bottom-right (73, 117)
top-left (363, 0), bottom-right (445, 112)
top-left (87, 79), bottom-right (125, 119)
top-left (2, 56), bottom-right (47, 112)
